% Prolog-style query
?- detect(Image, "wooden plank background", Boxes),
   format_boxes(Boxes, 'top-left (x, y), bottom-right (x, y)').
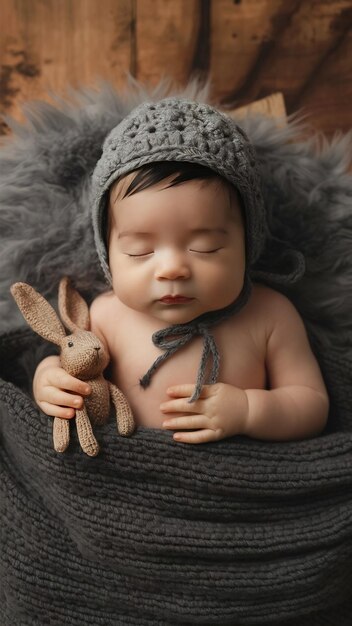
top-left (1, 0), bottom-right (351, 137)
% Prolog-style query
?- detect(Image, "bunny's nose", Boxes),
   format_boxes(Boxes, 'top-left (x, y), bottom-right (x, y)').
top-left (94, 346), bottom-right (101, 351)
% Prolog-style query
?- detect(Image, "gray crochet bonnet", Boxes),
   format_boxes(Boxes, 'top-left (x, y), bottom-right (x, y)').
top-left (91, 97), bottom-right (304, 401)
top-left (92, 98), bottom-right (265, 281)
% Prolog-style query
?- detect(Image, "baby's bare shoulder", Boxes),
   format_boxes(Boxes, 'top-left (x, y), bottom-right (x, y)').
top-left (248, 284), bottom-right (303, 330)
top-left (90, 289), bottom-right (114, 308)
top-left (89, 291), bottom-right (121, 331)
top-left (250, 283), bottom-right (296, 309)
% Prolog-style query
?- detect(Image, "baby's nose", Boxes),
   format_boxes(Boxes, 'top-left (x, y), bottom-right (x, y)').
top-left (155, 254), bottom-right (191, 280)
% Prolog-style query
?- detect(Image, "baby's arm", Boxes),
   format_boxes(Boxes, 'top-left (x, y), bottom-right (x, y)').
top-left (161, 291), bottom-right (329, 443)
top-left (243, 294), bottom-right (329, 441)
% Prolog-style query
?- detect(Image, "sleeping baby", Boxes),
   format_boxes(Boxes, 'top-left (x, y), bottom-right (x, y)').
top-left (33, 98), bottom-right (329, 444)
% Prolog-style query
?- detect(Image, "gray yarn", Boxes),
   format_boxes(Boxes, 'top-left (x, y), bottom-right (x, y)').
top-left (140, 326), bottom-right (220, 401)
top-left (90, 98), bottom-right (303, 400)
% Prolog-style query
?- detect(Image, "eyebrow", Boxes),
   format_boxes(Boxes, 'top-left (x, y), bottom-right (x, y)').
top-left (117, 228), bottom-right (227, 239)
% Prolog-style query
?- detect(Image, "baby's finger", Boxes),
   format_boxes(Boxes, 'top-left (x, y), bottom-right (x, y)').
top-left (173, 429), bottom-right (221, 444)
top-left (160, 398), bottom-right (202, 414)
top-left (42, 387), bottom-right (84, 409)
top-left (39, 401), bottom-right (75, 420)
top-left (166, 384), bottom-right (197, 398)
top-left (166, 384), bottom-right (212, 399)
top-left (45, 369), bottom-right (91, 395)
top-left (162, 415), bottom-right (207, 431)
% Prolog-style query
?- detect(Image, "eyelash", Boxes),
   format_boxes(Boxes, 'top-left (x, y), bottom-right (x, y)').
top-left (190, 248), bottom-right (222, 254)
top-left (126, 252), bottom-right (152, 258)
top-left (126, 248), bottom-right (222, 258)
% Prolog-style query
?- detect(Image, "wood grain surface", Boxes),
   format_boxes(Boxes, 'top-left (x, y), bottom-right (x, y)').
top-left (1, 0), bottom-right (351, 136)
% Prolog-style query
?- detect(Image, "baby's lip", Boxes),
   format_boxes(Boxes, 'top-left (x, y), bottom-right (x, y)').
top-left (159, 295), bottom-right (194, 304)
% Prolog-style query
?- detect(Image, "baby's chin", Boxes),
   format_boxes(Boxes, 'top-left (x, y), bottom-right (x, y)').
top-left (149, 302), bottom-right (232, 326)
top-left (151, 310), bottom-right (199, 326)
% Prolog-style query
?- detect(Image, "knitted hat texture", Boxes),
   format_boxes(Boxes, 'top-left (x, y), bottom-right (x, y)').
top-left (91, 97), bottom-right (266, 283)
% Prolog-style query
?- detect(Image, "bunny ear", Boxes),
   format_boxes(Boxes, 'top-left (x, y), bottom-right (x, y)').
top-left (11, 282), bottom-right (66, 346)
top-left (58, 277), bottom-right (90, 333)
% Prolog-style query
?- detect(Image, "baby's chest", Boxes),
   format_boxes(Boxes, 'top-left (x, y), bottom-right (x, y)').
top-left (105, 319), bottom-right (266, 427)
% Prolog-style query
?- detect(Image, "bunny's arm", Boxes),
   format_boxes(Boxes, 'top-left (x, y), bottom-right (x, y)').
top-left (108, 382), bottom-right (135, 437)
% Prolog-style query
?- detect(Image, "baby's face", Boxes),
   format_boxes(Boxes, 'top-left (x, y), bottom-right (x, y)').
top-left (107, 177), bottom-right (245, 325)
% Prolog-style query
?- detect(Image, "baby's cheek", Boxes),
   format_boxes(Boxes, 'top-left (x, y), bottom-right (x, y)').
top-left (112, 273), bottom-right (146, 311)
top-left (207, 266), bottom-right (243, 308)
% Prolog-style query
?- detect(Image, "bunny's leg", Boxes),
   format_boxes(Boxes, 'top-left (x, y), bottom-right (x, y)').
top-left (108, 382), bottom-right (135, 436)
top-left (75, 408), bottom-right (100, 457)
top-left (53, 417), bottom-right (70, 453)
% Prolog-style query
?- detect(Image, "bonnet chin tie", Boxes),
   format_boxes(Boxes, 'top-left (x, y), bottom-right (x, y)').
top-left (139, 324), bottom-right (220, 403)
top-left (140, 276), bottom-right (252, 402)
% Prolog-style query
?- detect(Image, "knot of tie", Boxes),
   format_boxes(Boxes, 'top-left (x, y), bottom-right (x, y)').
top-left (139, 321), bottom-right (220, 402)
top-left (139, 276), bottom-right (252, 403)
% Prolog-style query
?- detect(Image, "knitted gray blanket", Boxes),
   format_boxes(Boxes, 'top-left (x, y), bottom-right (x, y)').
top-left (1, 82), bottom-right (352, 625)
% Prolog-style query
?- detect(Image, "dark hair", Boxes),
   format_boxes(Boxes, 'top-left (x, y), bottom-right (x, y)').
top-left (119, 161), bottom-right (222, 198)
top-left (104, 161), bottom-right (243, 246)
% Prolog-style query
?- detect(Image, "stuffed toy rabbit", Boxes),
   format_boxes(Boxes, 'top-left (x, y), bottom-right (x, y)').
top-left (11, 276), bottom-right (135, 456)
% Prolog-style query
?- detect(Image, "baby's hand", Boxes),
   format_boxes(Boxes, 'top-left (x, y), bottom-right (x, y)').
top-left (160, 383), bottom-right (248, 444)
top-left (33, 355), bottom-right (91, 419)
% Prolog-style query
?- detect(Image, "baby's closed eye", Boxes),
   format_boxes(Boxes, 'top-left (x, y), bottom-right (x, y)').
top-left (125, 251), bottom-right (154, 257)
top-left (188, 232), bottom-right (226, 253)
top-left (189, 247), bottom-right (223, 253)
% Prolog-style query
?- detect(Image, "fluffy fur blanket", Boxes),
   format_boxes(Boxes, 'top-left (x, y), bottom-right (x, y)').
top-left (1, 81), bottom-right (352, 625)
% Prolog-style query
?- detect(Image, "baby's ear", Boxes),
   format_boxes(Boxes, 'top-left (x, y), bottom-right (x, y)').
top-left (11, 282), bottom-right (66, 346)
top-left (58, 276), bottom-right (90, 333)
